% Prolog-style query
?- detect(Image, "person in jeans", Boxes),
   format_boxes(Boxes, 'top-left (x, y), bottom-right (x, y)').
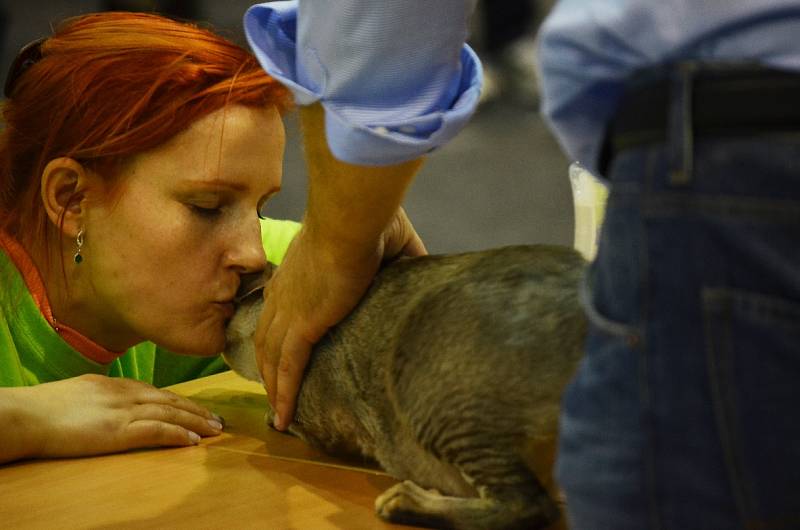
top-left (539, 3), bottom-right (800, 527)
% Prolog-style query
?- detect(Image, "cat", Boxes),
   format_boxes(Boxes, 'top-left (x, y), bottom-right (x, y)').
top-left (224, 244), bottom-right (587, 530)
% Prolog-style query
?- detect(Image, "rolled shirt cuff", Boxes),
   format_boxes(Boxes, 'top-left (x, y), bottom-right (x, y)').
top-left (244, 1), bottom-right (482, 166)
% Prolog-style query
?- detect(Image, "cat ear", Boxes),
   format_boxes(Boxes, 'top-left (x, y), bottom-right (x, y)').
top-left (235, 272), bottom-right (267, 303)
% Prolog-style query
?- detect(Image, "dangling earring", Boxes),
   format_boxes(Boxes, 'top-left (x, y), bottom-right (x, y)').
top-left (74, 228), bottom-right (84, 264)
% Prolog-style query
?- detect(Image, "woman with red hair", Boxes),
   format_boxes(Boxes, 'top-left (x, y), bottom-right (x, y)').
top-left (0, 11), bottom-right (299, 463)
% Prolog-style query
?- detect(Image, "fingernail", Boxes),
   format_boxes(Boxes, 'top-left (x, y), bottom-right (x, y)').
top-left (273, 412), bottom-right (281, 430)
top-left (188, 431), bottom-right (201, 444)
top-left (207, 419), bottom-right (224, 431)
top-left (212, 414), bottom-right (225, 427)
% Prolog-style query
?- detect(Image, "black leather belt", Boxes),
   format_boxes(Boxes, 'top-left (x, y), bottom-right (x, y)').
top-left (599, 64), bottom-right (800, 174)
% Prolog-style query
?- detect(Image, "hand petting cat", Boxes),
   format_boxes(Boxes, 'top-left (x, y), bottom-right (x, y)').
top-left (254, 104), bottom-right (426, 431)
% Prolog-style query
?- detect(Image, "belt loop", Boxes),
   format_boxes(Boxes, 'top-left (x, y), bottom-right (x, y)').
top-left (668, 62), bottom-right (698, 186)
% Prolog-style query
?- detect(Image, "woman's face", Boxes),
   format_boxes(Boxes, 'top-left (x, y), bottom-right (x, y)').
top-left (80, 105), bottom-right (284, 355)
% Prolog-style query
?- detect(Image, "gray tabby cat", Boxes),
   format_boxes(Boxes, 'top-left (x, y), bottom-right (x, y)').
top-left (224, 244), bottom-right (587, 530)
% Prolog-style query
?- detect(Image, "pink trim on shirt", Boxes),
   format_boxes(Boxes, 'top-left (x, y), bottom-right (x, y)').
top-left (0, 232), bottom-right (124, 364)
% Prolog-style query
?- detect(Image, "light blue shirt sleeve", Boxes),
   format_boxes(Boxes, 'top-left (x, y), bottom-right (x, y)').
top-left (245, 0), bottom-right (482, 166)
top-left (537, 0), bottom-right (800, 177)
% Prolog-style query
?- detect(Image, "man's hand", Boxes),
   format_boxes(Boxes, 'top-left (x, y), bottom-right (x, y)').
top-left (254, 103), bottom-right (425, 430)
top-left (255, 208), bottom-right (425, 430)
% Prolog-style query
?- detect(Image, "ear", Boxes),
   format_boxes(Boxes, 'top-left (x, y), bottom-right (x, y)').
top-left (40, 157), bottom-right (97, 238)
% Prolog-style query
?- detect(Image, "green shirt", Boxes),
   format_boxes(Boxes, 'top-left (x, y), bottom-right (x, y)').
top-left (0, 218), bottom-right (300, 388)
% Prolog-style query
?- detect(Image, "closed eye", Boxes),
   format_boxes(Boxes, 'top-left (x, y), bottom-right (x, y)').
top-left (188, 204), bottom-right (223, 218)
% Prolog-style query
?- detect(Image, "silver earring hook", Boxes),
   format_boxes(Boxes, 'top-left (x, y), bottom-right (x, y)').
top-left (74, 228), bottom-right (84, 264)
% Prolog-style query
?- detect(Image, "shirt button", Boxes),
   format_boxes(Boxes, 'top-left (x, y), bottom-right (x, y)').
top-left (373, 126), bottom-right (389, 135)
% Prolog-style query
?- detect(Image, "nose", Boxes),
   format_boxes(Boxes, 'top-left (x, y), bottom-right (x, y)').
top-left (225, 218), bottom-right (268, 274)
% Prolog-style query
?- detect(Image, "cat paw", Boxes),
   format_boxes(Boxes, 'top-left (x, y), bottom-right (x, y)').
top-left (375, 481), bottom-right (448, 527)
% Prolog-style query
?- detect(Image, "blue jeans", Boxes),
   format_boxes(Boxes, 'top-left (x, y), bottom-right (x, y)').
top-left (556, 76), bottom-right (800, 528)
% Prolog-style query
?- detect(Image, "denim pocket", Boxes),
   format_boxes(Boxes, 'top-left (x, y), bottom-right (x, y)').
top-left (580, 268), bottom-right (641, 345)
top-left (703, 287), bottom-right (800, 528)
top-left (560, 260), bottom-right (648, 445)
top-left (557, 265), bottom-right (650, 530)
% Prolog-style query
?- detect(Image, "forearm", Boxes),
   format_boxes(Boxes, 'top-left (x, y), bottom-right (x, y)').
top-left (0, 387), bottom-right (41, 464)
top-left (299, 103), bottom-right (422, 265)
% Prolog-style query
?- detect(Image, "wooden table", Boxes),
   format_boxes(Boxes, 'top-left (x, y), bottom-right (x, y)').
top-left (0, 371), bottom-right (568, 529)
top-left (0, 372), bottom-right (413, 529)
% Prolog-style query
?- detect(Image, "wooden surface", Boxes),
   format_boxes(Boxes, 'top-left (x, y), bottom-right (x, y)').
top-left (0, 372), bottom-right (410, 529)
top-left (0, 371), bottom-right (568, 529)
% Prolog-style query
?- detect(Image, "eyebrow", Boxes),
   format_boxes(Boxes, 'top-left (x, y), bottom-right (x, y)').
top-left (179, 179), bottom-right (250, 192)
top-left (177, 179), bottom-right (281, 201)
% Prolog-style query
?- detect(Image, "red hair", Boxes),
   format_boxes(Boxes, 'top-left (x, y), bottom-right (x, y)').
top-left (0, 11), bottom-right (290, 246)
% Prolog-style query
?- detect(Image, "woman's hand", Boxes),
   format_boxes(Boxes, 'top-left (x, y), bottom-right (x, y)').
top-left (255, 207), bottom-right (426, 431)
top-left (0, 374), bottom-right (224, 464)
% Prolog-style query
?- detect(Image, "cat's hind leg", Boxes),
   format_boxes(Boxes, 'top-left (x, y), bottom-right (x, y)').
top-left (375, 467), bottom-right (559, 530)
top-left (376, 481), bottom-right (462, 529)
top-left (372, 417), bottom-right (560, 529)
